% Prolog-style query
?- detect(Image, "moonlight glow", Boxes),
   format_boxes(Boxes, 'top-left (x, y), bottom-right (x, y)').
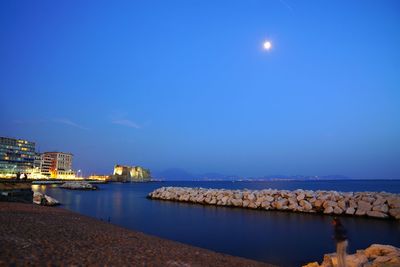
top-left (263, 41), bottom-right (272, 50)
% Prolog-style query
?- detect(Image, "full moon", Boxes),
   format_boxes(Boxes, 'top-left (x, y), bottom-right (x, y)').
top-left (263, 41), bottom-right (272, 50)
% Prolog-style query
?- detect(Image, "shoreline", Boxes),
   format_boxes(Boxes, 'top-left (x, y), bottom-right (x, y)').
top-left (0, 202), bottom-right (273, 266)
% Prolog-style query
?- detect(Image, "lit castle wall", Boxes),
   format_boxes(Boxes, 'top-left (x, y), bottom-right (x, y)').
top-left (111, 165), bottom-right (151, 182)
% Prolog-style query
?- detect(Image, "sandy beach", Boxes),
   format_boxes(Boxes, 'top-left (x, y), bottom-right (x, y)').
top-left (0, 202), bottom-right (273, 266)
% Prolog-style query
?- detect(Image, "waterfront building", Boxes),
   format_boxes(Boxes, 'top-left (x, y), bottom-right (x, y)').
top-left (88, 175), bottom-right (109, 181)
top-left (29, 153), bottom-right (44, 178)
top-left (39, 153), bottom-right (53, 177)
top-left (33, 153), bottom-right (42, 169)
top-left (0, 137), bottom-right (36, 178)
top-left (42, 152), bottom-right (75, 179)
top-left (110, 164), bottom-right (151, 182)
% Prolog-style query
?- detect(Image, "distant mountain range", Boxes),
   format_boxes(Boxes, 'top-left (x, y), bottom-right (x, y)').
top-left (152, 168), bottom-right (351, 181)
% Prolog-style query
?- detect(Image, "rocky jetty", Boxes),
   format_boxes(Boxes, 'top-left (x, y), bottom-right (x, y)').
top-left (60, 181), bottom-right (98, 190)
top-left (304, 244), bottom-right (400, 267)
top-left (148, 187), bottom-right (400, 219)
top-left (33, 192), bottom-right (59, 206)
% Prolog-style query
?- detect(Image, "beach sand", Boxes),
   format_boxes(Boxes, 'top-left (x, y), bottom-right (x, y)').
top-left (0, 202), bottom-right (272, 266)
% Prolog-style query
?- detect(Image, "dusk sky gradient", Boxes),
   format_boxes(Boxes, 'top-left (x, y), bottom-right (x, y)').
top-left (1, 0), bottom-right (399, 178)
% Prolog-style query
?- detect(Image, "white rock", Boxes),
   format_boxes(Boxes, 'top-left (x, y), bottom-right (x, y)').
top-left (300, 200), bottom-right (313, 211)
top-left (323, 206), bottom-right (334, 214)
top-left (372, 204), bottom-right (389, 213)
top-left (274, 199), bottom-right (288, 210)
top-left (248, 202), bottom-right (258, 209)
top-left (349, 200), bottom-right (357, 208)
top-left (304, 244), bottom-right (400, 267)
top-left (231, 199), bottom-right (243, 207)
top-left (345, 207), bottom-right (355, 215)
top-left (355, 209), bottom-right (367, 216)
top-left (33, 192), bottom-right (43, 205)
top-left (265, 195), bottom-right (274, 202)
top-left (261, 201), bottom-right (271, 209)
top-left (44, 195), bottom-right (59, 206)
top-left (33, 192), bottom-right (59, 206)
top-left (373, 197), bottom-right (386, 206)
top-left (345, 252), bottom-right (369, 267)
top-left (387, 197), bottom-right (400, 208)
top-left (247, 193), bottom-right (256, 201)
top-left (314, 200), bottom-right (324, 208)
top-left (389, 208), bottom-right (400, 219)
top-left (234, 193), bottom-right (243, 199)
top-left (302, 262), bottom-right (319, 267)
top-left (357, 200), bottom-right (372, 212)
top-left (366, 210), bottom-right (388, 218)
top-left (337, 200), bottom-right (346, 210)
top-left (323, 200), bottom-right (337, 209)
top-left (361, 196), bottom-right (375, 203)
top-left (364, 244), bottom-right (400, 259)
top-left (297, 193), bottom-right (305, 201)
top-left (333, 207), bottom-right (343, 215)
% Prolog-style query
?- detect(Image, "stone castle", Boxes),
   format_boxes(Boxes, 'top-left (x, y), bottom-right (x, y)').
top-left (109, 165), bottom-right (151, 182)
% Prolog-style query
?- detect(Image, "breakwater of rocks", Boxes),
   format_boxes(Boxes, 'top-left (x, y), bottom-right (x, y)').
top-left (304, 244), bottom-right (400, 267)
top-left (148, 187), bottom-right (400, 220)
top-left (60, 181), bottom-right (98, 190)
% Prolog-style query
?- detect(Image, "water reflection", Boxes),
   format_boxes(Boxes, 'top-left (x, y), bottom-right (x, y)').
top-left (32, 184), bottom-right (47, 193)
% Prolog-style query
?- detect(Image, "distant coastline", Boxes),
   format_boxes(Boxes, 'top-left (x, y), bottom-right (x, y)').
top-left (153, 169), bottom-right (399, 181)
top-left (152, 177), bottom-right (400, 182)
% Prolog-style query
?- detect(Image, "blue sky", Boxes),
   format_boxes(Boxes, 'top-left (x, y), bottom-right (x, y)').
top-left (1, 0), bottom-right (399, 178)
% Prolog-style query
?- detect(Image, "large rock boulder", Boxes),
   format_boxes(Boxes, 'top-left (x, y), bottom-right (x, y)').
top-left (387, 197), bottom-right (400, 208)
top-left (33, 192), bottom-right (59, 206)
top-left (364, 244), bottom-right (400, 259)
top-left (300, 200), bottom-right (313, 211)
top-left (357, 200), bottom-right (372, 212)
top-left (261, 201), bottom-right (271, 209)
top-left (297, 193), bottom-right (305, 201)
top-left (323, 206), bottom-right (334, 214)
top-left (231, 198), bottom-right (243, 207)
top-left (323, 201), bottom-right (337, 209)
top-left (345, 207), bottom-right (356, 215)
top-left (274, 199), bottom-right (289, 210)
top-left (333, 207), bottom-right (343, 215)
top-left (389, 208), bottom-right (400, 219)
top-left (366, 210), bottom-right (388, 219)
top-left (373, 204), bottom-right (389, 213)
top-left (303, 244), bottom-right (400, 267)
top-left (337, 200), bottom-right (347, 210)
top-left (265, 195), bottom-right (274, 202)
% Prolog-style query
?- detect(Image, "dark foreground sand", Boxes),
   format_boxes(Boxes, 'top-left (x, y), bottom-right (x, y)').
top-left (0, 202), bottom-right (273, 266)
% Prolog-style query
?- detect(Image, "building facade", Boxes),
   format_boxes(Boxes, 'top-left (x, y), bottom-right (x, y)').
top-left (39, 153), bottom-right (53, 177)
top-left (0, 137), bottom-right (36, 178)
top-left (42, 152), bottom-right (75, 179)
top-left (29, 152), bottom-right (43, 178)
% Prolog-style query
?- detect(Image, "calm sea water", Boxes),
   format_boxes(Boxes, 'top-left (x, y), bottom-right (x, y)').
top-left (33, 180), bottom-right (400, 267)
